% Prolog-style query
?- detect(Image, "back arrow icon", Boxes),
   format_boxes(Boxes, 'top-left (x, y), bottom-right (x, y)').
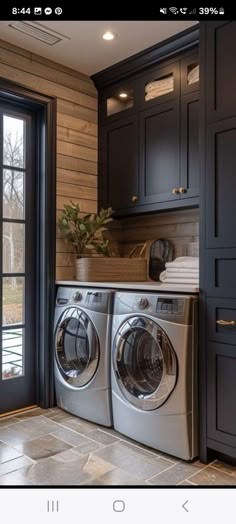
top-left (182, 500), bottom-right (189, 512)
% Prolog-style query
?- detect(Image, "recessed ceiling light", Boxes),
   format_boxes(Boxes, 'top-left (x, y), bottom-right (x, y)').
top-left (102, 31), bottom-right (116, 41)
top-left (119, 93), bottom-right (128, 98)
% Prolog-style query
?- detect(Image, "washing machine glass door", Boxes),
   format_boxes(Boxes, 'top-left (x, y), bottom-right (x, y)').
top-left (55, 307), bottom-right (99, 387)
top-left (114, 316), bottom-right (177, 411)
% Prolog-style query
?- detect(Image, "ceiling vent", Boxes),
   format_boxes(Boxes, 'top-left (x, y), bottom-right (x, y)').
top-left (9, 21), bottom-right (63, 45)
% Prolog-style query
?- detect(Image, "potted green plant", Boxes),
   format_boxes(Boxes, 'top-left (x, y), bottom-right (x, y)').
top-left (57, 202), bottom-right (114, 280)
top-left (57, 201), bottom-right (147, 282)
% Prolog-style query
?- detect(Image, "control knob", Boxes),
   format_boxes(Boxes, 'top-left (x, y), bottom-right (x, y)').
top-left (138, 297), bottom-right (149, 309)
top-left (73, 291), bottom-right (82, 302)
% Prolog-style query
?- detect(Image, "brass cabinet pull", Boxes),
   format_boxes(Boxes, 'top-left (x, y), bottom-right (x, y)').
top-left (172, 188), bottom-right (179, 195)
top-left (131, 195), bottom-right (138, 203)
top-left (179, 187), bottom-right (187, 194)
top-left (216, 320), bottom-right (236, 326)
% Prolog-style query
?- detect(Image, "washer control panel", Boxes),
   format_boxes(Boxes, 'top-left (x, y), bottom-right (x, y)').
top-left (156, 297), bottom-right (184, 315)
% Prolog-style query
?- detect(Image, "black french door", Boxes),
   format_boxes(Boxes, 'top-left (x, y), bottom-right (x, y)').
top-left (0, 101), bottom-right (36, 413)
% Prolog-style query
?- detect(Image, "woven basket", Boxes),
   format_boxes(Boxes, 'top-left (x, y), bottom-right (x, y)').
top-left (75, 244), bottom-right (147, 282)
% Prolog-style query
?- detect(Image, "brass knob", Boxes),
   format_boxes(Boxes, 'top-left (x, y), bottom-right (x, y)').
top-left (216, 320), bottom-right (236, 326)
top-left (172, 188), bottom-right (179, 195)
top-left (131, 195), bottom-right (138, 203)
top-left (179, 187), bottom-right (187, 194)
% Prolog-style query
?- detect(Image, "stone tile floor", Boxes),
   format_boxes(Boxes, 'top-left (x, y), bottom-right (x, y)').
top-left (0, 407), bottom-right (235, 485)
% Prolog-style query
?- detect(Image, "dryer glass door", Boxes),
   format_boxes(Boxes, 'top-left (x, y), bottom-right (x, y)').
top-left (55, 307), bottom-right (99, 387)
top-left (113, 316), bottom-right (177, 410)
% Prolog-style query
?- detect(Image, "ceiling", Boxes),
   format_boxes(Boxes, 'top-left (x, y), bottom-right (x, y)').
top-left (0, 20), bottom-right (198, 76)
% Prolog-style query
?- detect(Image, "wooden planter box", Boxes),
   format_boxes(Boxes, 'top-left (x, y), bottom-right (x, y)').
top-left (76, 256), bottom-right (147, 282)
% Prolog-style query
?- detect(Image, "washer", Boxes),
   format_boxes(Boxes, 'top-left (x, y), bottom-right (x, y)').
top-left (54, 286), bottom-right (113, 426)
top-left (111, 291), bottom-right (198, 460)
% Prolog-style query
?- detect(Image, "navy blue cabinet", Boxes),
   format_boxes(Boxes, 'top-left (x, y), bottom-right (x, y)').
top-left (201, 21), bottom-right (236, 462)
top-left (98, 50), bottom-right (199, 216)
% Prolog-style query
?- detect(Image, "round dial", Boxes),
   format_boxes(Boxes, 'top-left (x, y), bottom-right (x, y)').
top-left (138, 297), bottom-right (149, 309)
top-left (73, 291), bottom-right (82, 302)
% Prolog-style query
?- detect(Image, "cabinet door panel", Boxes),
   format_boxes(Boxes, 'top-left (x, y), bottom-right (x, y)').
top-left (139, 101), bottom-right (179, 206)
top-left (206, 118), bottom-right (236, 248)
top-left (206, 249), bottom-right (236, 298)
top-left (180, 92), bottom-right (199, 199)
top-left (101, 115), bottom-right (138, 211)
top-left (207, 341), bottom-right (236, 447)
top-left (206, 21), bottom-right (236, 122)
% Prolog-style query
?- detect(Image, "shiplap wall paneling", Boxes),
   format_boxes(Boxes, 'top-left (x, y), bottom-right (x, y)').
top-left (0, 38), bottom-right (98, 281)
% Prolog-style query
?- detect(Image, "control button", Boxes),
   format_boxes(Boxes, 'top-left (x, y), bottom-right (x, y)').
top-left (113, 500), bottom-right (125, 513)
top-left (138, 297), bottom-right (149, 309)
top-left (73, 291), bottom-right (82, 302)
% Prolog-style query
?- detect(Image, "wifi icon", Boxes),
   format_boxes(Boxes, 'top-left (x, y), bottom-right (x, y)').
top-left (169, 6), bottom-right (178, 14)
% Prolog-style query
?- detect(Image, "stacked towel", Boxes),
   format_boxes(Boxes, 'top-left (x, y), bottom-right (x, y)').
top-left (159, 257), bottom-right (199, 285)
top-left (145, 76), bottom-right (174, 101)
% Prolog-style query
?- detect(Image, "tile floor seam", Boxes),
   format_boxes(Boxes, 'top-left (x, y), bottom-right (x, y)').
top-left (145, 461), bottom-right (182, 482)
top-left (95, 428), bottom-right (178, 463)
top-left (43, 432), bottom-right (87, 449)
top-left (51, 424), bottom-right (121, 447)
top-left (181, 461), bottom-right (217, 484)
top-left (118, 437), bottom-right (177, 464)
top-left (177, 479), bottom-right (197, 485)
top-left (205, 463), bottom-right (236, 480)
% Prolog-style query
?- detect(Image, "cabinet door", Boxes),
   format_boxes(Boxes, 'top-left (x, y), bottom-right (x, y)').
top-left (206, 117), bottom-right (236, 248)
top-left (180, 92), bottom-right (199, 199)
top-left (101, 115), bottom-right (139, 211)
top-left (207, 341), bottom-right (236, 448)
top-left (139, 101), bottom-right (180, 206)
top-left (139, 61), bottom-right (180, 110)
top-left (206, 21), bottom-right (236, 122)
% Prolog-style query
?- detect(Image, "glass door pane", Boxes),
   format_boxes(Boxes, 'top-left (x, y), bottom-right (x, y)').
top-left (0, 102), bottom-right (36, 412)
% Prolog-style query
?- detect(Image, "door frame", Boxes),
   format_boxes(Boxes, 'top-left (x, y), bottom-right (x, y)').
top-left (0, 78), bottom-right (56, 409)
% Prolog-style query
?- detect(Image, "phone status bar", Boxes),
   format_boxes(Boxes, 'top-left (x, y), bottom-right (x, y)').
top-left (0, 4), bottom-right (232, 21)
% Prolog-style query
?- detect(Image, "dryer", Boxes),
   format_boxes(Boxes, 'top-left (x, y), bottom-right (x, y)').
top-left (54, 286), bottom-right (113, 426)
top-left (111, 291), bottom-right (198, 460)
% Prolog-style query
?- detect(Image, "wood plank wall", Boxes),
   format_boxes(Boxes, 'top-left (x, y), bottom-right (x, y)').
top-left (0, 39), bottom-right (98, 281)
top-left (119, 208), bottom-right (200, 262)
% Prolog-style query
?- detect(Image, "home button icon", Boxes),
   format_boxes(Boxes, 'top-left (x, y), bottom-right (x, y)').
top-left (113, 500), bottom-right (125, 512)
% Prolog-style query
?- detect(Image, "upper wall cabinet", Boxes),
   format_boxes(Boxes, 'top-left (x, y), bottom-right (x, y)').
top-left (93, 28), bottom-right (200, 216)
top-left (139, 100), bottom-right (180, 206)
top-left (101, 114), bottom-right (139, 211)
top-left (206, 21), bottom-right (236, 122)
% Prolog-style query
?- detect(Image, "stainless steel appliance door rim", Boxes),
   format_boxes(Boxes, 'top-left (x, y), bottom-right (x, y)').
top-left (55, 306), bottom-right (100, 388)
top-left (113, 315), bottom-right (177, 411)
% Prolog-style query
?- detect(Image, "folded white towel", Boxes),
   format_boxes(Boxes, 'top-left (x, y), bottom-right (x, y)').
top-left (159, 282), bottom-right (199, 290)
top-left (159, 274), bottom-right (199, 284)
top-left (163, 271), bottom-right (199, 280)
top-left (166, 267), bottom-right (199, 274)
top-left (165, 256), bottom-right (199, 269)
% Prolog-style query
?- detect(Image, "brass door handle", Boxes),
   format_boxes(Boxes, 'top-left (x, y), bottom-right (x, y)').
top-left (179, 187), bottom-right (187, 194)
top-left (216, 320), bottom-right (236, 326)
top-left (131, 195), bottom-right (138, 203)
top-left (172, 188), bottom-right (179, 195)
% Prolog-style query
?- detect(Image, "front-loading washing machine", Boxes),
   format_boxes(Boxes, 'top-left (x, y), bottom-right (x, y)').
top-left (54, 286), bottom-right (113, 426)
top-left (111, 291), bottom-right (198, 460)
